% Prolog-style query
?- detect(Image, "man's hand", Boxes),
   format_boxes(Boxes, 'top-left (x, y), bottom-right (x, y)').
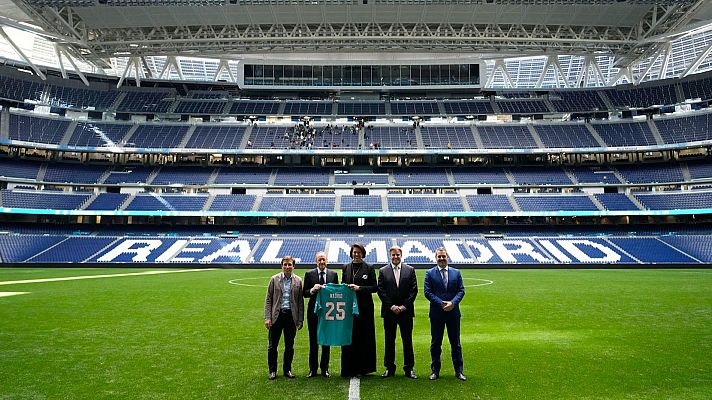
top-left (311, 284), bottom-right (323, 293)
top-left (264, 319), bottom-right (272, 329)
top-left (348, 284), bottom-right (360, 291)
top-left (390, 305), bottom-right (401, 314)
top-left (442, 301), bottom-right (454, 312)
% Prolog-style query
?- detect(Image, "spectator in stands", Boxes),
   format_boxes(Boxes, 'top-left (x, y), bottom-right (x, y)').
top-left (424, 247), bottom-right (466, 381)
top-left (264, 255), bottom-right (304, 380)
top-left (377, 245), bottom-right (419, 379)
top-left (341, 243), bottom-right (378, 377)
top-left (303, 251), bottom-right (339, 378)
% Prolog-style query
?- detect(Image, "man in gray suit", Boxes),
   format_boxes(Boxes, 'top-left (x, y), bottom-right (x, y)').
top-left (264, 255), bottom-right (304, 380)
top-left (377, 245), bottom-right (419, 379)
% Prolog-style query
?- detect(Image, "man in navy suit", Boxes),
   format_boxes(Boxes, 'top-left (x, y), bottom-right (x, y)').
top-left (377, 245), bottom-right (419, 379)
top-left (303, 251), bottom-right (339, 378)
top-left (423, 247), bottom-right (466, 381)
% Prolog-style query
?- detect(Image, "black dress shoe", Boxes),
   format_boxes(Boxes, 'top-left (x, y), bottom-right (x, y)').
top-left (381, 370), bottom-right (395, 378)
top-left (268, 372), bottom-right (277, 380)
top-left (284, 371), bottom-right (296, 379)
top-left (429, 372), bottom-right (439, 380)
top-left (306, 371), bottom-right (317, 378)
top-left (456, 372), bottom-right (467, 381)
top-left (322, 370), bottom-right (331, 378)
top-left (405, 371), bottom-right (418, 379)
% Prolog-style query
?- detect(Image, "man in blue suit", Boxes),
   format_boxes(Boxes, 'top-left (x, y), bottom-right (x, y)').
top-left (423, 247), bottom-right (466, 381)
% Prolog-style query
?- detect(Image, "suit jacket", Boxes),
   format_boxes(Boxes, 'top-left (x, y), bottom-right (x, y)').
top-left (377, 263), bottom-right (418, 318)
top-left (423, 266), bottom-right (465, 318)
top-left (303, 267), bottom-right (339, 317)
top-left (264, 272), bottom-right (304, 325)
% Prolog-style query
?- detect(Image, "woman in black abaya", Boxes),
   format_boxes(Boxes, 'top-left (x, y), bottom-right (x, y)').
top-left (341, 242), bottom-right (377, 377)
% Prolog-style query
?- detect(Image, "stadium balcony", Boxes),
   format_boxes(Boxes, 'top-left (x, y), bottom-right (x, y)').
top-left (534, 123), bottom-right (601, 149)
top-left (68, 121), bottom-right (133, 148)
top-left (128, 124), bottom-right (189, 149)
top-left (495, 99), bottom-right (550, 114)
top-left (655, 113), bottom-right (712, 144)
top-left (229, 100), bottom-right (281, 115)
top-left (8, 113), bottom-right (71, 145)
top-left (116, 90), bottom-right (174, 114)
top-left (337, 102), bottom-right (386, 116)
top-left (478, 125), bottom-right (539, 149)
top-left (2, 67), bottom-right (712, 119)
top-left (589, 120), bottom-right (658, 147)
top-left (421, 126), bottom-right (477, 149)
top-left (549, 90), bottom-right (608, 113)
top-left (184, 125), bottom-right (248, 150)
top-left (513, 194), bottom-right (599, 212)
top-left (173, 100), bottom-right (229, 115)
top-left (124, 194), bottom-right (208, 212)
top-left (389, 101), bottom-right (440, 116)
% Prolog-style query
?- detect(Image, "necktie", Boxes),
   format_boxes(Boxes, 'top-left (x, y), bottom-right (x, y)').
top-left (440, 268), bottom-right (448, 288)
top-left (394, 266), bottom-right (400, 288)
top-left (320, 271), bottom-right (325, 285)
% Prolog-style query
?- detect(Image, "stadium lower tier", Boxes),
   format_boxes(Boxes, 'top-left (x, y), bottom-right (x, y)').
top-left (0, 232), bottom-right (709, 265)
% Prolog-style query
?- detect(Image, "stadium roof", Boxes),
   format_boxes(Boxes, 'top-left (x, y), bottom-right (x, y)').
top-left (0, 0), bottom-right (711, 86)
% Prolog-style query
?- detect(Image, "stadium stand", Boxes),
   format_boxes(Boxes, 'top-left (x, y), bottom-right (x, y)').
top-left (9, 113), bottom-right (71, 144)
top-left (478, 125), bottom-right (539, 148)
top-left (68, 121), bottom-right (132, 147)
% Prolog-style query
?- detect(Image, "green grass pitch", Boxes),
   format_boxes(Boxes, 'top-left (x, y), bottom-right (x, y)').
top-left (0, 268), bottom-right (711, 399)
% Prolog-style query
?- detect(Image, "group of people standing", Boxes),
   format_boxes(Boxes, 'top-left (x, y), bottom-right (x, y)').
top-left (263, 244), bottom-right (467, 381)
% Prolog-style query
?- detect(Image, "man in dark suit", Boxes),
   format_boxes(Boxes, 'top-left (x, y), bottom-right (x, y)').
top-left (303, 251), bottom-right (339, 378)
top-left (377, 245), bottom-right (418, 379)
top-left (424, 247), bottom-right (466, 381)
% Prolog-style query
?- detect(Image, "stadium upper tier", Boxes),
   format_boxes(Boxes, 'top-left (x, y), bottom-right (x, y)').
top-left (2, 109), bottom-right (712, 153)
top-left (1, 67), bottom-right (711, 116)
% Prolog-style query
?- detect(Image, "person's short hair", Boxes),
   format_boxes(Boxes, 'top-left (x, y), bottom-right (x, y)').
top-left (350, 243), bottom-right (366, 259)
top-left (389, 245), bottom-right (402, 255)
top-left (435, 247), bottom-right (448, 255)
top-left (281, 255), bottom-right (296, 266)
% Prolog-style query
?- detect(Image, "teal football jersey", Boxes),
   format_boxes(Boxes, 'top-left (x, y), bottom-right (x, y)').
top-left (314, 283), bottom-right (359, 346)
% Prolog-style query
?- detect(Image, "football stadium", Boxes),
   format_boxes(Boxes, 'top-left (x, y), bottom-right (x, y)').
top-left (0, 0), bottom-right (712, 398)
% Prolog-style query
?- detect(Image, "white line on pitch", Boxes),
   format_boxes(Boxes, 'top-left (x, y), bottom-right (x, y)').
top-left (348, 377), bottom-right (360, 400)
top-left (0, 292), bottom-right (29, 297)
top-left (0, 269), bottom-right (217, 286)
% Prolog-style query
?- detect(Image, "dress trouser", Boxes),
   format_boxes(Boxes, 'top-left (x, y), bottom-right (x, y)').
top-left (429, 313), bottom-right (463, 374)
top-left (268, 310), bottom-right (296, 373)
top-left (383, 314), bottom-right (414, 373)
top-left (307, 312), bottom-right (331, 373)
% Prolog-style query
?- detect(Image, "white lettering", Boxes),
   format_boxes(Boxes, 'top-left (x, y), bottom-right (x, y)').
top-left (327, 240), bottom-right (351, 263)
top-left (199, 240), bottom-right (252, 263)
top-left (443, 240), bottom-right (475, 263)
top-left (155, 240), bottom-right (188, 263)
top-left (97, 240), bottom-right (163, 262)
top-left (364, 241), bottom-right (388, 264)
top-left (558, 240), bottom-right (621, 263)
top-left (402, 240), bottom-right (436, 263)
top-left (490, 240), bottom-right (552, 263)
top-left (539, 240), bottom-right (572, 263)
top-left (260, 240), bottom-right (295, 263)
top-left (172, 240), bottom-right (212, 263)
top-left (464, 240), bottom-right (494, 263)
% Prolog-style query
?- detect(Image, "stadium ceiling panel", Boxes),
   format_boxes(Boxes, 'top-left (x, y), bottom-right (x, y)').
top-left (2, 0), bottom-right (709, 67)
